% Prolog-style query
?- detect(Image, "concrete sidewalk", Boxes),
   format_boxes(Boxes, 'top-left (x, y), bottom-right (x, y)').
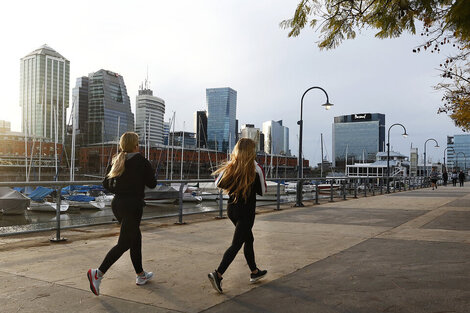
top-left (1, 186), bottom-right (469, 312)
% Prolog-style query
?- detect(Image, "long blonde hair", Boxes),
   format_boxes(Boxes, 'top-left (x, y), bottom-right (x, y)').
top-left (107, 132), bottom-right (139, 178)
top-left (213, 138), bottom-right (257, 202)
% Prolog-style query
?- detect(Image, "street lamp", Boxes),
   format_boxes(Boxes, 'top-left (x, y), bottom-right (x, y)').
top-left (456, 151), bottom-right (467, 171)
top-left (296, 86), bottom-right (333, 207)
top-left (424, 138), bottom-right (439, 177)
top-left (443, 147), bottom-right (455, 171)
top-left (386, 123), bottom-right (408, 193)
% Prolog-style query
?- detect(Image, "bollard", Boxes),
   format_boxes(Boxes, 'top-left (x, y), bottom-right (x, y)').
top-left (315, 181), bottom-right (319, 204)
top-left (216, 188), bottom-right (225, 219)
top-left (175, 182), bottom-right (186, 224)
top-left (342, 182), bottom-right (346, 200)
top-left (354, 181), bottom-right (358, 199)
top-left (329, 180), bottom-right (334, 202)
top-left (275, 180), bottom-right (282, 211)
top-left (50, 187), bottom-right (66, 242)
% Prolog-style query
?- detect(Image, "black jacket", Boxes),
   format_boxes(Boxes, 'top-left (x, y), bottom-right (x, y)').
top-left (103, 153), bottom-right (157, 199)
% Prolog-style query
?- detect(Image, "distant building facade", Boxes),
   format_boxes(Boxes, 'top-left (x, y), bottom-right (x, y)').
top-left (447, 134), bottom-right (470, 170)
top-left (135, 83), bottom-right (165, 146)
top-left (206, 87), bottom-right (237, 152)
top-left (72, 76), bottom-right (89, 145)
top-left (241, 124), bottom-right (262, 151)
top-left (333, 113), bottom-right (385, 167)
top-left (168, 131), bottom-right (197, 148)
top-left (0, 120), bottom-right (11, 133)
top-left (86, 69), bottom-right (134, 144)
top-left (20, 45), bottom-right (70, 142)
top-left (194, 110), bottom-right (208, 148)
top-left (262, 120), bottom-right (289, 155)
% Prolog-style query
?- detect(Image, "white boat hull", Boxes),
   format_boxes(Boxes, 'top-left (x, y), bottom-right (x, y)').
top-left (29, 201), bottom-right (70, 212)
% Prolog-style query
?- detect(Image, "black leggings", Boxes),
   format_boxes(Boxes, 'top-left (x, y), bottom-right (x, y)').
top-left (217, 205), bottom-right (257, 275)
top-left (99, 196), bottom-right (144, 274)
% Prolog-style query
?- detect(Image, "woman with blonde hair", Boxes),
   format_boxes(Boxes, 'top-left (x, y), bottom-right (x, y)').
top-left (87, 132), bottom-right (157, 296)
top-left (208, 138), bottom-right (268, 293)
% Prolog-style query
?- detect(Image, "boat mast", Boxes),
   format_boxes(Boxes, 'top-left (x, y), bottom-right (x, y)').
top-left (321, 133), bottom-right (324, 178)
top-left (181, 121), bottom-right (185, 179)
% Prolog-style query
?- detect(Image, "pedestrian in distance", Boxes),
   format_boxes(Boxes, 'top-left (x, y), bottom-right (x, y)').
top-left (430, 167), bottom-right (439, 190)
top-left (451, 169), bottom-right (458, 187)
top-left (442, 170), bottom-right (448, 186)
top-left (459, 170), bottom-right (466, 187)
top-left (87, 132), bottom-right (157, 296)
top-left (208, 138), bottom-right (268, 294)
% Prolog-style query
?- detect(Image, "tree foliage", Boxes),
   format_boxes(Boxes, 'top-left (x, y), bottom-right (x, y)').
top-left (281, 0), bottom-right (470, 130)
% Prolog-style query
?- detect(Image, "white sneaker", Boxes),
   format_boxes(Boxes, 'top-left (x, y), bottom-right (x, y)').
top-left (136, 271), bottom-right (154, 285)
top-left (87, 268), bottom-right (102, 296)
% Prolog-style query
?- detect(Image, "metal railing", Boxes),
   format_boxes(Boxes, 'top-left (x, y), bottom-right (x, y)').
top-left (0, 176), bottom-right (434, 239)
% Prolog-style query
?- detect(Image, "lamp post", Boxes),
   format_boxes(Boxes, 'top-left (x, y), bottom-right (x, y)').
top-left (456, 151), bottom-right (467, 171)
top-left (386, 123), bottom-right (408, 193)
top-left (424, 138), bottom-right (439, 177)
top-left (443, 147), bottom-right (455, 171)
top-left (296, 86), bottom-right (333, 207)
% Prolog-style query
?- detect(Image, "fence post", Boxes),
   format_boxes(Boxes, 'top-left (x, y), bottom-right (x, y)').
top-left (354, 180), bottom-right (358, 199)
top-left (380, 178), bottom-right (384, 194)
top-left (372, 181), bottom-right (376, 196)
top-left (175, 182), bottom-right (186, 224)
top-left (315, 181), bottom-right (319, 204)
top-left (342, 181), bottom-right (346, 200)
top-left (393, 177), bottom-right (396, 193)
top-left (275, 180), bottom-right (282, 211)
top-left (364, 181), bottom-right (367, 197)
top-left (399, 178), bottom-right (402, 191)
top-left (329, 180), bottom-right (334, 202)
top-left (50, 187), bottom-right (66, 242)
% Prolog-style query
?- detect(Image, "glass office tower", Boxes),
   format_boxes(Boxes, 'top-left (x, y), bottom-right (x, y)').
top-left (135, 84), bottom-right (165, 146)
top-left (332, 113), bottom-right (385, 167)
top-left (446, 134), bottom-right (470, 170)
top-left (87, 70), bottom-right (134, 144)
top-left (206, 87), bottom-right (237, 152)
top-left (20, 45), bottom-right (70, 142)
top-left (194, 110), bottom-right (208, 148)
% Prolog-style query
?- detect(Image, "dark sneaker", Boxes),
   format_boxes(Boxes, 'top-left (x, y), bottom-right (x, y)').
top-left (208, 270), bottom-right (223, 293)
top-left (250, 269), bottom-right (267, 283)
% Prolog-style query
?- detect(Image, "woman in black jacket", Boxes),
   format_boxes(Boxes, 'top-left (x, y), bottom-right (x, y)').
top-left (208, 138), bottom-right (268, 294)
top-left (87, 132), bottom-right (157, 296)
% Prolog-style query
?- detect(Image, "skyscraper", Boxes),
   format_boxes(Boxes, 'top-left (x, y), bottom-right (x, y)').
top-left (72, 76), bottom-right (89, 144)
top-left (241, 124), bottom-right (262, 151)
top-left (262, 120), bottom-right (289, 155)
top-left (446, 134), bottom-right (470, 170)
top-left (20, 45), bottom-right (70, 142)
top-left (86, 70), bottom-right (134, 144)
top-left (206, 87), bottom-right (237, 152)
top-left (332, 113), bottom-right (385, 167)
top-left (194, 110), bottom-right (208, 148)
top-left (135, 82), bottom-right (165, 146)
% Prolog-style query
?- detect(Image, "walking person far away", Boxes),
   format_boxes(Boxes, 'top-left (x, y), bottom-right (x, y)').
top-left (208, 138), bottom-right (268, 294)
top-left (87, 132), bottom-right (157, 296)
top-left (442, 170), bottom-right (448, 186)
top-left (459, 170), bottom-right (466, 187)
top-left (430, 167), bottom-right (439, 190)
top-left (452, 169), bottom-right (458, 187)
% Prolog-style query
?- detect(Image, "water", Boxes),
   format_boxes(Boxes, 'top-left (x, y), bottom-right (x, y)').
top-left (0, 194), bottom-right (327, 235)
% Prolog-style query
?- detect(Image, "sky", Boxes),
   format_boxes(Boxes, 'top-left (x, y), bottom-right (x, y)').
top-left (0, 0), bottom-right (464, 165)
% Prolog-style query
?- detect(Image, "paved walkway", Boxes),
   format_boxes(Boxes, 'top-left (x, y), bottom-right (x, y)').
top-left (1, 186), bottom-right (469, 312)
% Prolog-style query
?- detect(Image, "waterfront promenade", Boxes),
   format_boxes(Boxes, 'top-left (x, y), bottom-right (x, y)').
top-left (1, 186), bottom-right (469, 313)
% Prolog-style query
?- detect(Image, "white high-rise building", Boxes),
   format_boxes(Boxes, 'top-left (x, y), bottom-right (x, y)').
top-left (262, 120), bottom-right (289, 155)
top-left (135, 82), bottom-right (165, 145)
top-left (241, 124), bottom-right (262, 151)
top-left (20, 45), bottom-right (70, 142)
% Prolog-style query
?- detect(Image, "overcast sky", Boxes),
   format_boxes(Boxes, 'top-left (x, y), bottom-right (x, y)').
top-left (0, 0), bottom-right (464, 165)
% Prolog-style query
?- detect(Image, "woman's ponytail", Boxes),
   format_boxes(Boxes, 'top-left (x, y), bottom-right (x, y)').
top-left (106, 132), bottom-right (139, 179)
top-left (107, 152), bottom-right (127, 178)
